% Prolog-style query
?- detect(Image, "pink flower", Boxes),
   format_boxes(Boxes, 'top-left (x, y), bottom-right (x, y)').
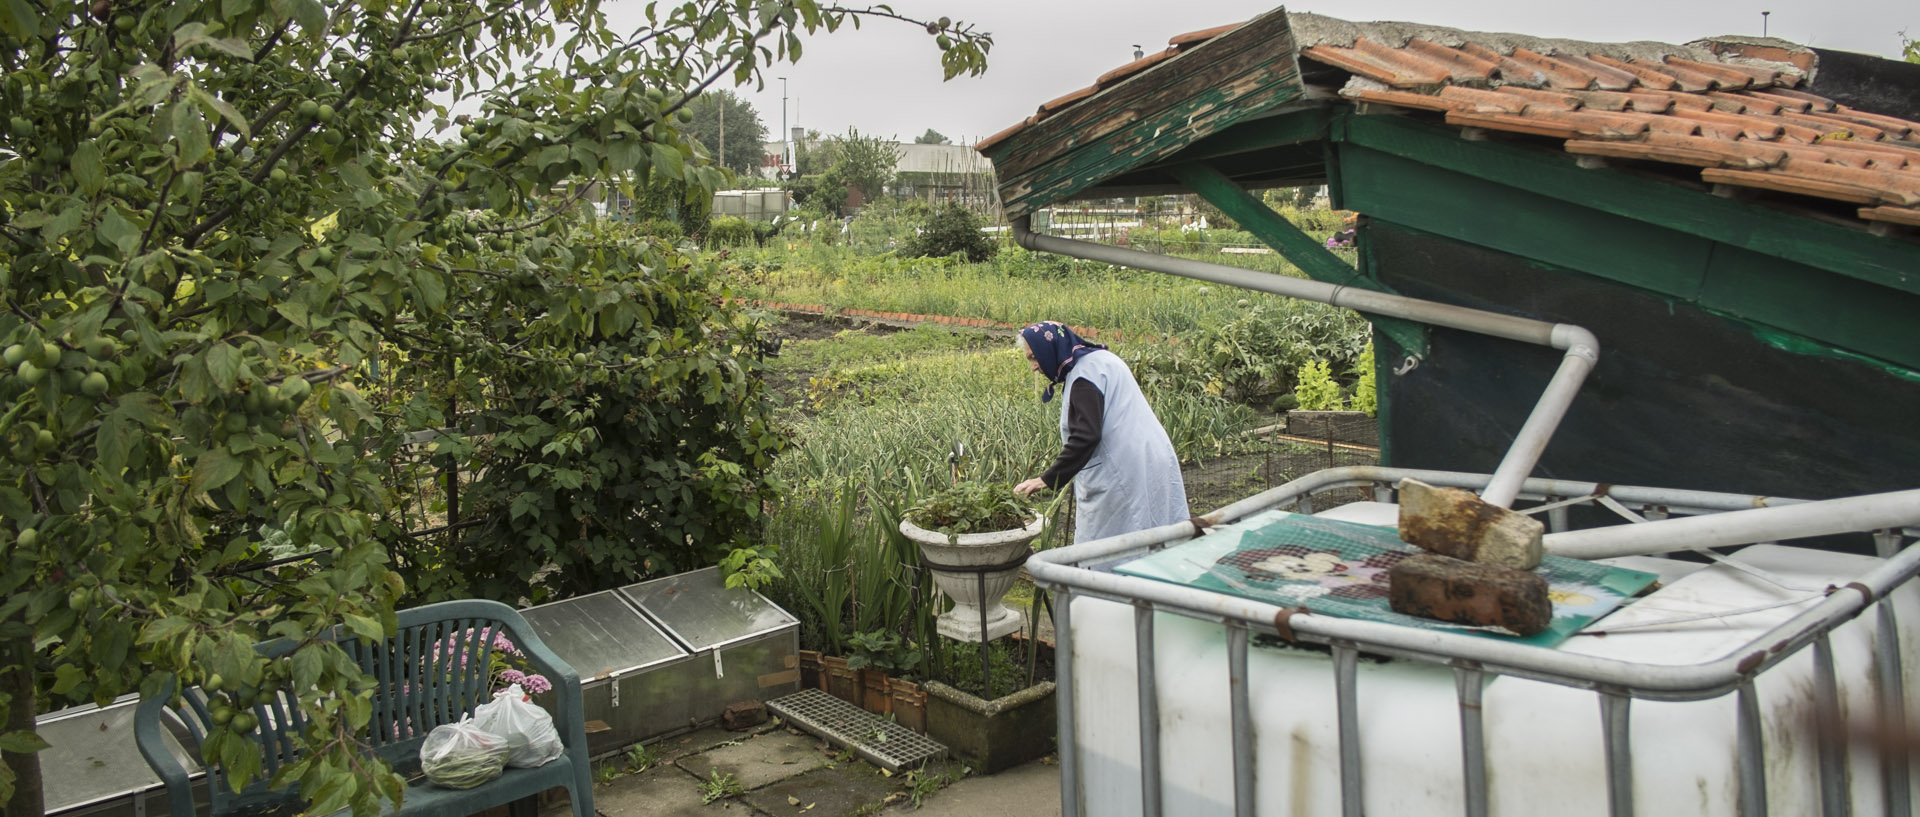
top-left (522, 674), bottom-right (552, 695)
top-left (499, 668), bottom-right (527, 685)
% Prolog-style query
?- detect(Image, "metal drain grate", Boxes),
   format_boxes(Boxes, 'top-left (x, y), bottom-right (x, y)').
top-left (767, 689), bottom-right (947, 772)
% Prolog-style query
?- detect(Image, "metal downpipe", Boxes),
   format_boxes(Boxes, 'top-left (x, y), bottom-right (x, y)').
top-left (1011, 216), bottom-right (1598, 508)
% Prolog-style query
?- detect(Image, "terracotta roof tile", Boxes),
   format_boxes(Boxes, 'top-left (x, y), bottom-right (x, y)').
top-left (1303, 43), bottom-right (1449, 88)
top-left (1640, 132), bottom-right (1788, 167)
top-left (1095, 48), bottom-right (1177, 87)
top-left (1566, 137), bottom-right (1767, 169)
top-left (1663, 56), bottom-right (1766, 89)
top-left (1349, 88), bottom-right (1461, 113)
top-left (985, 11), bottom-right (1915, 227)
top-left (1491, 85), bottom-right (1585, 111)
top-left (1702, 167), bottom-right (1888, 204)
top-left (1436, 85), bottom-right (1532, 114)
top-left (1706, 91), bottom-right (1781, 116)
top-left (1859, 206), bottom-right (1920, 227)
top-left (1628, 89), bottom-right (1718, 113)
top-left (1584, 54), bottom-right (1681, 90)
top-left (1567, 89), bottom-right (1676, 113)
top-left (1733, 89), bottom-right (1814, 114)
top-left (1168, 23), bottom-right (1238, 48)
top-left (1667, 108), bottom-right (1789, 140)
top-left (1827, 107), bottom-right (1918, 140)
top-left (1404, 38), bottom-right (1503, 82)
top-left (1448, 108), bottom-right (1649, 140)
top-left (1547, 53), bottom-right (1643, 90)
top-left (1458, 42), bottom-right (1547, 85)
top-left (1507, 47), bottom-right (1605, 90)
top-left (1779, 111), bottom-right (1888, 142)
top-left (1038, 85), bottom-right (1099, 115)
top-left (1603, 110), bottom-right (1708, 138)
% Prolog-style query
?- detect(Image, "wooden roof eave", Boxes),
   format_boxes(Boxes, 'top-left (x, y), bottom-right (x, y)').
top-left (985, 5), bottom-right (1309, 218)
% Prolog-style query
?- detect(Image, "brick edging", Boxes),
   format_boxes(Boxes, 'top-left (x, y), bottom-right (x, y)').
top-left (733, 299), bottom-right (1171, 345)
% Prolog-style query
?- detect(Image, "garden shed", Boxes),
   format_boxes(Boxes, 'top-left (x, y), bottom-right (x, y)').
top-left (976, 7), bottom-right (1920, 512)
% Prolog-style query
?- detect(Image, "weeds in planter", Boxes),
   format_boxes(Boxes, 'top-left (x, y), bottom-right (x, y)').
top-left (699, 770), bottom-right (745, 804)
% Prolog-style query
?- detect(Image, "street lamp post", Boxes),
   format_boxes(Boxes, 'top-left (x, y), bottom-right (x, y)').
top-left (779, 76), bottom-right (789, 177)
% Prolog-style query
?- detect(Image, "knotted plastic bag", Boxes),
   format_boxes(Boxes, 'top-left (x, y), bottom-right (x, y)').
top-left (472, 683), bottom-right (564, 768)
top-left (420, 717), bottom-right (509, 789)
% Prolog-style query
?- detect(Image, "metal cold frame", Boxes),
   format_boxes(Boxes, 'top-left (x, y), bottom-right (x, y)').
top-left (1027, 466), bottom-right (1920, 817)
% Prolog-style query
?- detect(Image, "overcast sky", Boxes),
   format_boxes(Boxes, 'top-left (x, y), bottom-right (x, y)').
top-left (652, 0), bottom-right (1919, 150)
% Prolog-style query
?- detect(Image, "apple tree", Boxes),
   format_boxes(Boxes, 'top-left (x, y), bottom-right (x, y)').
top-left (0, 0), bottom-right (990, 813)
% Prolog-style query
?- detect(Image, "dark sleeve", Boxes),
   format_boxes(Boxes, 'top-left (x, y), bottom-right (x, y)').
top-left (1041, 379), bottom-right (1105, 489)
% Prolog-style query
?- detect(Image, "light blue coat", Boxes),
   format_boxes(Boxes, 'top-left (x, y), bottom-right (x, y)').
top-left (1059, 350), bottom-right (1189, 543)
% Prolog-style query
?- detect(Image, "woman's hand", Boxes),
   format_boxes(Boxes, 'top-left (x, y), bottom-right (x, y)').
top-left (1015, 477), bottom-right (1047, 496)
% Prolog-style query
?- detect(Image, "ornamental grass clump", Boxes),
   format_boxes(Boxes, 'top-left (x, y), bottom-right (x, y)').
top-left (905, 481), bottom-right (1037, 536)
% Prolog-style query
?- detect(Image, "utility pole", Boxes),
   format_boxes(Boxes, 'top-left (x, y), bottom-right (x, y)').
top-left (718, 101), bottom-right (725, 172)
top-left (779, 76), bottom-right (789, 177)
top-left (1761, 10), bottom-right (1770, 37)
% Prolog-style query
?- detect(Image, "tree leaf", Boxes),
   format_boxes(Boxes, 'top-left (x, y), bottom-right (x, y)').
top-left (205, 342), bottom-right (241, 391)
top-left (0, 730), bottom-right (51, 755)
top-left (71, 143), bottom-right (105, 194)
top-left (139, 617), bottom-right (195, 645)
top-left (191, 448), bottom-right (244, 495)
top-left (188, 84), bottom-right (251, 138)
top-left (97, 207), bottom-right (140, 255)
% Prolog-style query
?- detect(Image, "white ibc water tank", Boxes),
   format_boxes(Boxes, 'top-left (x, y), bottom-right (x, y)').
top-left (1068, 544), bottom-right (1920, 816)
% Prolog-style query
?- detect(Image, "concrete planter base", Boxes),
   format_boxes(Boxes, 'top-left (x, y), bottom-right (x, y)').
top-left (923, 680), bottom-right (1057, 774)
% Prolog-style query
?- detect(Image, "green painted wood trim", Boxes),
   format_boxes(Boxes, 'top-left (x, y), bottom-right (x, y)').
top-left (1338, 147), bottom-right (1920, 371)
top-left (1170, 162), bottom-right (1428, 359)
top-left (987, 7), bottom-right (1305, 217)
top-left (1169, 107), bottom-right (1334, 164)
top-left (999, 85), bottom-right (1306, 218)
top-left (1338, 113), bottom-right (1920, 298)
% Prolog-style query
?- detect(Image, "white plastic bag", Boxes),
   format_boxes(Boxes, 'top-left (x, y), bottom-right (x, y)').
top-left (471, 683), bottom-right (564, 768)
top-left (419, 717), bottom-right (509, 789)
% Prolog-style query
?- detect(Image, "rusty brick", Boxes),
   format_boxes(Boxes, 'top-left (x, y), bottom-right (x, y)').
top-left (720, 700), bottom-right (767, 731)
top-left (1388, 553), bottom-right (1552, 636)
top-left (1396, 478), bottom-right (1543, 569)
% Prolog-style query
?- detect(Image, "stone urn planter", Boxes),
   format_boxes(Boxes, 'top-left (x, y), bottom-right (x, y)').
top-left (898, 515), bottom-right (1044, 643)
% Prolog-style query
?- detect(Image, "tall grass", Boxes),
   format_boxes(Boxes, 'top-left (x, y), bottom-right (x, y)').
top-left (733, 242), bottom-right (1329, 338)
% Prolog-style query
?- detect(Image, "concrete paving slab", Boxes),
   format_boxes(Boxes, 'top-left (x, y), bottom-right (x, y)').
top-left (656, 725), bottom-right (770, 760)
top-left (588, 764), bottom-right (714, 817)
top-left (885, 759), bottom-right (1061, 817)
top-left (740, 765), bottom-right (898, 817)
top-left (675, 731), bottom-right (830, 790)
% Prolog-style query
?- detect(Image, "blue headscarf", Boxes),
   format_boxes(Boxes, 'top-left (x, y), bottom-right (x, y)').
top-left (1020, 321), bottom-right (1107, 403)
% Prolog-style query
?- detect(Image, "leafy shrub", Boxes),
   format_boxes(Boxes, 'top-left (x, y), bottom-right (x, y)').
top-left (906, 481), bottom-right (1036, 535)
top-left (1134, 303), bottom-right (1370, 403)
top-left (903, 203), bottom-right (998, 262)
top-left (706, 216), bottom-right (755, 247)
top-left (1293, 359), bottom-right (1344, 411)
top-left (634, 218), bottom-right (684, 240)
top-left (1351, 343), bottom-right (1378, 417)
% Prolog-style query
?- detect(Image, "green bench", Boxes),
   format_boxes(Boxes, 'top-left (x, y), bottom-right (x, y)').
top-left (134, 599), bottom-right (595, 817)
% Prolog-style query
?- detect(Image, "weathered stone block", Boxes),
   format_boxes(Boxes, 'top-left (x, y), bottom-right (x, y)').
top-left (1397, 478), bottom-right (1544, 569)
top-left (1387, 553), bottom-right (1552, 636)
top-left (721, 699), bottom-right (767, 731)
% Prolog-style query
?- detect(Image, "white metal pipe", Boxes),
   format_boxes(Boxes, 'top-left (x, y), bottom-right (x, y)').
top-left (1481, 325), bottom-right (1598, 507)
top-left (1545, 489), bottom-right (1920, 560)
top-left (1011, 217), bottom-right (1597, 508)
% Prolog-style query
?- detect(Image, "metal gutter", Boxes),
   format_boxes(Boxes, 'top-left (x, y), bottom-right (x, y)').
top-left (1012, 216), bottom-right (1597, 507)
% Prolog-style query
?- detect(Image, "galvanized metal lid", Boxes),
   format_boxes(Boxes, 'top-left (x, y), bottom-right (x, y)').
top-left (619, 566), bottom-right (798, 652)
top-left (521, 590), bottom-right (689, 681)
top-left (40, 696), bottom-right (199, 814)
